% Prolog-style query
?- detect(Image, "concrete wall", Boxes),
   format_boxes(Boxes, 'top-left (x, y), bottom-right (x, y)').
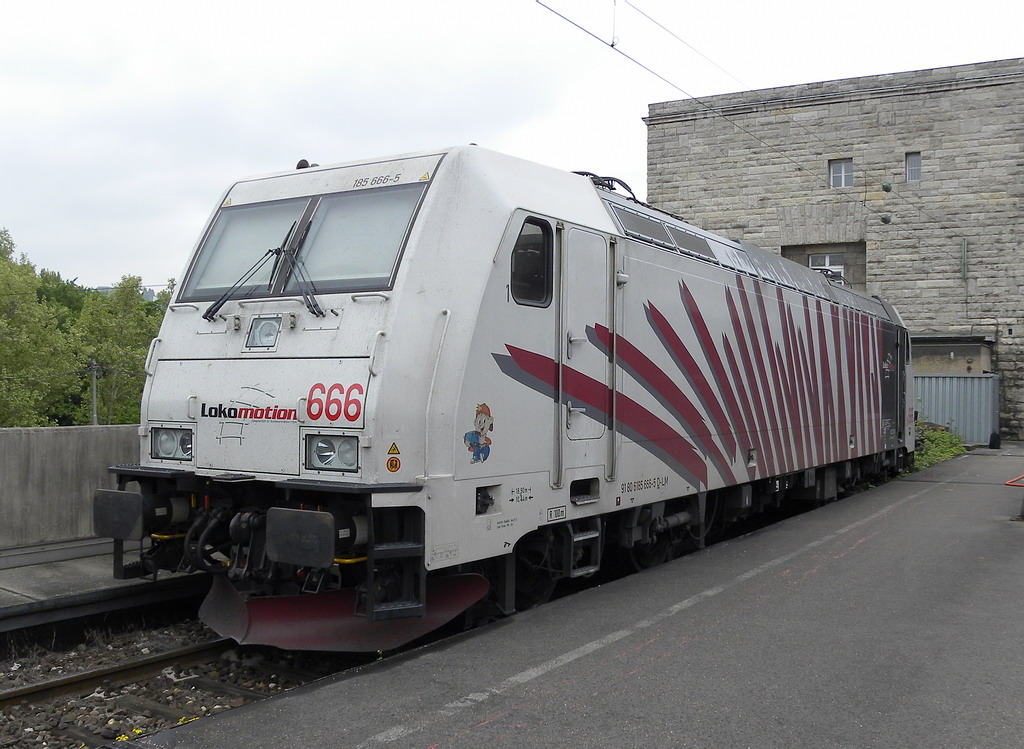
top-left (0, 425), bottom-right (138, 548)
top-left (646, 58), bottom-right (1024, 438)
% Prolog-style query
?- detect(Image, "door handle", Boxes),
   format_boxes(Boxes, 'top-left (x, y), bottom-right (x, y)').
top-left (566, 400), bottom-right (586, 429)
top-left (566, 330), bottom-right (587, 359)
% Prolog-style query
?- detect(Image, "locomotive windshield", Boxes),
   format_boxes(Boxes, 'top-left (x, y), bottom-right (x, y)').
top-left (180, 181), bottom-right (426, 302)
top-left (283, 184), bottom-right (423, 294)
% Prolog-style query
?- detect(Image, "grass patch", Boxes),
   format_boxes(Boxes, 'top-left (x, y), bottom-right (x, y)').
top-left (913, 422), bottom-right (967, 471)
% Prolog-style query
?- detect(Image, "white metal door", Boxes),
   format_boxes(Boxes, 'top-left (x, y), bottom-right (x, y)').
top-left (561, 228), bottom-right (610, 441)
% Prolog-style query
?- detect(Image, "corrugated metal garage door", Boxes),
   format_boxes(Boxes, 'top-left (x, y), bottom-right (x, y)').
top-left (914, 373), bottom-right (1000, 444)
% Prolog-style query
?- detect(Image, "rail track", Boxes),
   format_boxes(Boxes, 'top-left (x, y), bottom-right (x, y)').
top-left (1, 625), bottom-right (369, 748)
top-left (0, 638), bottom-right (232, 712)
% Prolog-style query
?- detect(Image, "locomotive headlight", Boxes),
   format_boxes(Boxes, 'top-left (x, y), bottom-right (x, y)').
top-left (305, 434), bottom-right (359, 472)
top-left (157, 430), bottom-right (176, 456)
top-left (314, 438), bottom-right (335, 464)
top-left (151, 427), bottom-right (194, 461)
top-left (246, 316), bottom-right (282, 348)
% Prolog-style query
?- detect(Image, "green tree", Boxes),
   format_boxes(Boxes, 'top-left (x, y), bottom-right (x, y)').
top-left (37, 268), bottom-right (97, 331)
top-left (72, 275), bottom-right (165, 424)
top-left (0, 229), bottom-right (81, 426)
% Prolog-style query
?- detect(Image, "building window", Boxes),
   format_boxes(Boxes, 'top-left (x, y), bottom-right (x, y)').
top-left (905, 151), bottom-right (921, 182)
top-left (782, 242), bottom-right (866, 292)
top-left (809, 252), bottom-right (845, 278)
top-left (806, 255), bottom-right (847, 284)
top-left (829, 159), bottom-right (854, 188)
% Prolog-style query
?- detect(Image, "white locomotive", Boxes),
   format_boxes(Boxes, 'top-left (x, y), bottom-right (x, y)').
top-left (94, 146), bottom-right (914, 651)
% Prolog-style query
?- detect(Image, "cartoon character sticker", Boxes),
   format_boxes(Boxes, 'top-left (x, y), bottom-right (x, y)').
top-left (464, 403), bottom-right (494, 463)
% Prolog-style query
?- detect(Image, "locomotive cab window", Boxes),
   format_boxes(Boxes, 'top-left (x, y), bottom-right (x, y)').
top-left (179, 182), bottom-right (427, 302)
top-left (284, 182), bottom-right (425, 294)
top-left (180, 198), bottom-right (308, 300)
top-left (510, 219), bottom-right (552, 307)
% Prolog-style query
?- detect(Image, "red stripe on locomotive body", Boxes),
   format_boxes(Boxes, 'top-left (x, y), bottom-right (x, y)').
top-left (797, 301), bottom-right (819, 466)
top-left (592, 324), bottom-right (738, 486)
top-left (865, 315), bottom-right (875, 452)
top-left (792, 326), bottom-right (813, 466)
top-left (719, 331), bottom-right (766, 478)
top-left (672, 285), bottom-right (742, 461)
top-left (725, 286), bottom-right (775, 476)
top-left (775, 286), bottom-right (807, 468)
top-left (754, 280), bottom-right (795, 473)
top-left (774, 290), bottom-right (800, 465)
top-left (844, 310), bottom-right (857, 456)
top-left (856, 311), bottom-right (868, 454)
top-left (832, 307), bottom-right (848, 461)
top-left (753, 280), bottom-right (794, 474)
top-left (734, 277), bottom-right (784, 475)
top-left (865, 315), bottom-right (874, 452)
top-left (816, 300), bottom-right (837, 465)
top-left (659, 290), bottom-right (757, 477)
top-left (857, 312), bottom-right (870, 454)
top-left (800, 311), bottom-right (820, 464)
top-left (803, 299), bottom-right (825, 465)
top-left (792, 311), bottom-right (815, 466)
top-left (871, 316), bottom-right (882, 453)
top-left (501, 345), bottom-right (708, 488)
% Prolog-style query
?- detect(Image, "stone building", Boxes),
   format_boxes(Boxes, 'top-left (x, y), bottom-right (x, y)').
top-left (645, 58), bottom-right (1024, 438)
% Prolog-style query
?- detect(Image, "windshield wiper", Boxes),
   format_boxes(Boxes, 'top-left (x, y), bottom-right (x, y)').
top-left (202, 223), bottom-right (296, 322)
top-left (282, 223), bottom-right (326, 317)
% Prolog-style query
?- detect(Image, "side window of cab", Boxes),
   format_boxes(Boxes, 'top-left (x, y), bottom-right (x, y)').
top-left (510, 219), bottom-right (552, 307)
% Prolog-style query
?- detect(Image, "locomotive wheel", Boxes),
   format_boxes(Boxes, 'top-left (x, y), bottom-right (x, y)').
top-left (624, 532), bottom-right (670, 571)
top-left (513, 529), bottom-right (557, 610)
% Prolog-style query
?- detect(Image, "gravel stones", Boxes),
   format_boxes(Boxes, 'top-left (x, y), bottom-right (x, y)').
top-left (2, 616), bottom-right (363, 747)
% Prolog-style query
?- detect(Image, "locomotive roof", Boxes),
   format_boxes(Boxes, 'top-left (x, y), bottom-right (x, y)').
top-left (222, 145), bottom-right (898, 324)
top-left (594, 186), bottom-right (895, 323)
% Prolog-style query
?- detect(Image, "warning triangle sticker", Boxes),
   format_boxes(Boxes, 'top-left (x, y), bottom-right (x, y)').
top-left (419, 172), bottom-right (430, 181)
top-left (387, 443), bottom-right (401, 455)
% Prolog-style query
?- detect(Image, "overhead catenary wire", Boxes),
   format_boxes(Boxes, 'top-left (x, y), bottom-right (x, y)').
top-left (535, 3), bottom-right (877, 208)
top-left (623, 0), bottom-right (970, 239)
top-left (0, 369), bottom-right (92, 382)
top-left (0, 364), bottom-right (147, 382)
top-left (537, 0), bottom-right (967, 244)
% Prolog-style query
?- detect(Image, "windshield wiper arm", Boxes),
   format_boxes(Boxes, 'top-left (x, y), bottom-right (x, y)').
top-left (282, 223), bottom-right (326, 317)
top-left (202, 222), bottom-right (296, 321)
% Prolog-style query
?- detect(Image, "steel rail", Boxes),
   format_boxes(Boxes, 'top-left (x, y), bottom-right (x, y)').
top-left (0, 637), bottom-right (232, 710)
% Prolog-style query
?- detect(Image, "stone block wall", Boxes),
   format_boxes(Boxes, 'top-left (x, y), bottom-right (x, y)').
top-left (646, 58), bottom-right (1024, 438)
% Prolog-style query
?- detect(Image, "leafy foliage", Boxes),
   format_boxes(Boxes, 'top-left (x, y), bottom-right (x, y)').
top-left (37, 268), bottom-right (96, 330)
top-left (913, 423), bottom-right (967, 470)
top-left (0, 227), bottom-right (170, 426)
top-left (0, 231), bottom-right (81, 425)
top-left (72, 276), bottom-right (167, 425)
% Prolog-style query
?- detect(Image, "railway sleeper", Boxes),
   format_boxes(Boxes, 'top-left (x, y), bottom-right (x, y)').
top-left (50, 725), bottom-right (108, 748)
top-left (112, 693), bottom-right (198, 722)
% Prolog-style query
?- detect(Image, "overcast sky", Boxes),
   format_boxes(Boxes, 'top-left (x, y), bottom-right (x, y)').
top-left (2, 0), bottom-right (1018, 289)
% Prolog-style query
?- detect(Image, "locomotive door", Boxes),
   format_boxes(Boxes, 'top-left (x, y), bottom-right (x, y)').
top-left (880, 322), bottom-right (901, 450)
top-left (560, 227), bottom-right (611, 443)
